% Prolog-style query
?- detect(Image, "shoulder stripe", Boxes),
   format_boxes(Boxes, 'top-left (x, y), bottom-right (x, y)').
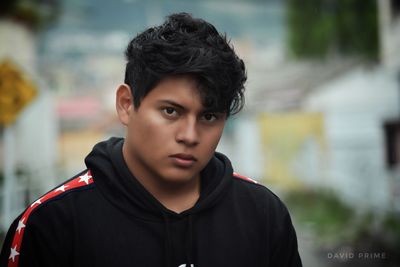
top-left (233, 172), bottom-right (258, 184)
top-left (7, 170), bottom-right (94, 267)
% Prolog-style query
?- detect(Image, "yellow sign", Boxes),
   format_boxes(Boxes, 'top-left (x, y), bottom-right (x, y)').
top-left (0, 60), bottom-right (38, 126)
top-left (258, 112), bottom-right (326, 189)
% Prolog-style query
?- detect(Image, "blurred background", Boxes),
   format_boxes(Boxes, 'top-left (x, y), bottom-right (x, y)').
top-left (1, 0), bottom-right (400, 266)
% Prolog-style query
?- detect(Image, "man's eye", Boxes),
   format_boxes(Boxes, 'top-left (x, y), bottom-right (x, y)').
top-left (162, 107), bottom-right (178, 116)
top-left (202, 113), bottom-right (217, 122)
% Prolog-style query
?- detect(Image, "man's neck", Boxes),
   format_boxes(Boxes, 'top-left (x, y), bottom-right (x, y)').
top-left (149, 177), bottom-right (200, 213)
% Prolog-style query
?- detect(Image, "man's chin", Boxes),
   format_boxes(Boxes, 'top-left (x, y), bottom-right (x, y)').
top-left (159, 169), bottom-right (200, 186)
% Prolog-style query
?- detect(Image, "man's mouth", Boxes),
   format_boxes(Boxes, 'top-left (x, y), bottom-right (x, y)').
top-left (169, 153), bottom-right (197, 167)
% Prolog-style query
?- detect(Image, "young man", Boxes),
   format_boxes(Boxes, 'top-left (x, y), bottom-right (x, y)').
top-left (0, 13), bottom-right (302, 267)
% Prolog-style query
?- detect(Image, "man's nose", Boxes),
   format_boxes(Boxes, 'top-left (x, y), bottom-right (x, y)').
top-left (176, 117), bottom-right (200, 146)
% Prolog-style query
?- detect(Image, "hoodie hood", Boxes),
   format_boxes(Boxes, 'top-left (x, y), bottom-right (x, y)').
top-left (84, 137), bottom-right (233, 221)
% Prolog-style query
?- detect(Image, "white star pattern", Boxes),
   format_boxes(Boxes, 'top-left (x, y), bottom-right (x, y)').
top-left (9, 245), bottom-right (19, 262)
top-left (30, 198), bottom-right (42, 207)
top-left (55, 184), bottom-right (69, 192)
top-left (78, 172), bottom-right (92, 185)
top-left (16, 218), bottom-right (26, 234)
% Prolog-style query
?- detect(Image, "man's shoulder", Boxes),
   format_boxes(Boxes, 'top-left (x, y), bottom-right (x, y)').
top-left (231, 172), bottom-right (273, 197)
top-left (22, 170), bottom-right (96, 221)
top-left (232, 172), bottom-right (260, 185)
top-left (2, 170), bottom-right (97, 266)
top-left (231, 172), bottom-right (289, 214)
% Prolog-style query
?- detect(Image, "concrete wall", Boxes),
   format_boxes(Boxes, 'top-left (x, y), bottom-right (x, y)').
top-left (303, 67), bottom-right (400, 211)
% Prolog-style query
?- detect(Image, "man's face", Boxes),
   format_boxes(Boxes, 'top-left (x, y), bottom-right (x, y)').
top-left (117, 75), bottom-right (226, 185)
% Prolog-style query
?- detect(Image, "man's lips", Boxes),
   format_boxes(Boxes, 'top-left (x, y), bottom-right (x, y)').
top-left (169, 153), bottom-right (197, 161)
top-left (169, 153), bottom-right (197, 167)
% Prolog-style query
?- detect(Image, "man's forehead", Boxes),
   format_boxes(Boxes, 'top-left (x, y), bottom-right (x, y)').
top-left (141, 74), bottom-right (227, 113)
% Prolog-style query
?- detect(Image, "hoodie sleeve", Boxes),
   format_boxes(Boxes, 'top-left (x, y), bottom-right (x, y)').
top-left (0, 206), bottom-right (72, 267)
top-left (269, 203), bottom-right (303, 267)
top-left (0, 217), bottom-right (20, 266)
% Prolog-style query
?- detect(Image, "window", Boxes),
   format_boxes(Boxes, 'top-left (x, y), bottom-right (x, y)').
top-left (384, 120), bottom-right (400, 168)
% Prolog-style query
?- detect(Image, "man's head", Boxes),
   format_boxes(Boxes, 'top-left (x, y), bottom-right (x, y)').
top-left (117, 13), bottom-right (246, 187)
top-left (124, 12), bottom-right (246, 116)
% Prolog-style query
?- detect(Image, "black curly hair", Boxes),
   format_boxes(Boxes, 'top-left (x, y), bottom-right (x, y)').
top-left (124, 12), bottom-right (247, 116)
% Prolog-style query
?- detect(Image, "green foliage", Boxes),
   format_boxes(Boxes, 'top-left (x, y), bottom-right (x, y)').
top-left (285, 188), bottom-right (353, 243)
top-left (348, 211), bottom-right (400, 264)
top-left (381, 212), bottom-right (400, 257)
top-left (285, 188), bottom-right (400, 264)
top-left (286, 0), bottom-right (379, 60)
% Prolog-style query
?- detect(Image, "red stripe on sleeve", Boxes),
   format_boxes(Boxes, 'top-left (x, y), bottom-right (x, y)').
top-left (7, 170), bottom-right (94, 267)
top-left (233, 172), bottom-right (258, 184)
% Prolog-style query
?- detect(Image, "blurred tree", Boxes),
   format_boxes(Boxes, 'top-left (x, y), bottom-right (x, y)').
top-left (286, 0), bottom-right (379, 60)
top-left (0, 0), bottom-right (61, 31)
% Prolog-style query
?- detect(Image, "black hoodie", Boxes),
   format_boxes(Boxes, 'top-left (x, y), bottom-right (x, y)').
top-left (0, 137), bottom-right (302, 267)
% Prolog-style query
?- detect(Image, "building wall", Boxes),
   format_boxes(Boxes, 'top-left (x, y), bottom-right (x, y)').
top-left (303, 67), bottom-right (400, 211)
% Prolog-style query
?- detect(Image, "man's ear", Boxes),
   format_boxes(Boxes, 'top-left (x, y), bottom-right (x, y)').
top-left (116, 84), bottom-right (134, 126)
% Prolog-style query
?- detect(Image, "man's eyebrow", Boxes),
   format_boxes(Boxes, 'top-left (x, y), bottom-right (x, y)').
top-left (157, 99), bottom-right (224, 114)
top-left (157, 100), bottom-right (186, 110)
